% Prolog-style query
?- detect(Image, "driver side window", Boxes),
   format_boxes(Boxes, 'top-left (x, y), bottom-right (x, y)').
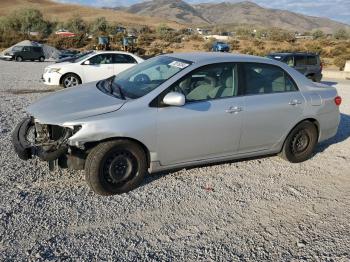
top-left (170, 63), bottom-right (238, 102)
top-left (89, 54), bottom-right (113, 65)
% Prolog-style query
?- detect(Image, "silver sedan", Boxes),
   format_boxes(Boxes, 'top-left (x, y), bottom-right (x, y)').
top-left (12, 53), bottom-right (341, 195)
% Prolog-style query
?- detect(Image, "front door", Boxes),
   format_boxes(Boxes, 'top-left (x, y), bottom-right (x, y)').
top-left (238, 62), bottom-right (305, 152)
top-left (156, 63), bottom-right (244, 166)
top-left (83, 54), bottom-right (115, 83)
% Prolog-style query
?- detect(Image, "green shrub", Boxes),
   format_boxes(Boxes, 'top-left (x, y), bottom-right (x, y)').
top-left (334, 54), bottom-right (350, 70)
top-left (228, 39), bottom-right (240, 50)
top-left (202, 37), bottom-right (216, 51)
top-left (46, 34), bottom-right (88, 49)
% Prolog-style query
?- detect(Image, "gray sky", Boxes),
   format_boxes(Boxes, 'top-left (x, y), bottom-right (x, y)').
top-left (54, 0), bottom-right (350, 24)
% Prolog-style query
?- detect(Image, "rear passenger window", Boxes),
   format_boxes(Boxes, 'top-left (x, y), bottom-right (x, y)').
top-left (307, 56), bottom-right (317, 65)
top-left (243, 63), bottom-right (298, 95)
top-left (295, 56), bottom-right (306, 66)
top-left (113, 54), bottom-right (137, 64)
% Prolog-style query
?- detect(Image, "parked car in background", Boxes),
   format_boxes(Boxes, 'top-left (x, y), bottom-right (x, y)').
top-left (267, 52), bottom-right (323, 82)
top-left (13, 53), bottom-right (341, 195)
top-left (3, 46), bottom-right (45, 62)
top-left (43, 51), bottom-right (144, 88)
top-left (56, 51), bottom-right (94, 64)
top-left (57, 49), bottom-right (80, 61)
top-left (211, 41), bottom-right (230, 52)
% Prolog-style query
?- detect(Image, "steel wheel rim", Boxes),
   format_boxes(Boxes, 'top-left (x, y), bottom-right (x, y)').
top-left (64, 76), bottom-right (78, 87)
top-left (291, 130), bottom-right (310, 154)
top-left (102, 151), bottom-right (137, 186)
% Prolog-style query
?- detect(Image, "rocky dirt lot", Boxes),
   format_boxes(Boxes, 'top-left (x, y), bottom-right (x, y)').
top-left (0, 60), bottom-right (349, 261)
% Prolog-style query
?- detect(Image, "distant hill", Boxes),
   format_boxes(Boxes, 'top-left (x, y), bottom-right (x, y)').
top-left (0, 0), bottom-right (182, 29)
top-left (125, 0), bottom-right (209, 24)
top-left (124, 0), bottom-right (350, 33)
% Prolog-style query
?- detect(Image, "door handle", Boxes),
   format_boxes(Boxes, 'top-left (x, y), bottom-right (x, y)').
top-left (289, 99), bottom-right (302, 106)
top-left (226, 106), bottom-right (243, 114)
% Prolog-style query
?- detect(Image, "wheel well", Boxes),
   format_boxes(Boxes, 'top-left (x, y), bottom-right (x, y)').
top-left (289, 118), bottom-right (320, 139)
top-left (280, 118), bottom-right (320, 152)
top-left (85, 137), bottom-right (151, 168)
top-left (60, 73), bottom-right (82, 85)
top-left (304, 118), bottom-right (319, 136)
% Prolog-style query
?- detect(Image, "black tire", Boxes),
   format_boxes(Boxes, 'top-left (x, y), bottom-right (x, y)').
top-left (306, 75), bottom-right (316, 82)
top-left (12, 117), bottom-right (35, 160)
top-left (85, 140), bottom-right (147, 196)
top-left (61, 73), bottom-right (81, 88)
top-left (39, 56), bottom-right (45, 62)
top-left (15, 56), bottom-right (23, 62)
top-left (279, 121), bottom-right (318, 163)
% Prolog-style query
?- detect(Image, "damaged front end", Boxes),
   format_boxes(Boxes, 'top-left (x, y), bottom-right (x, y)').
top-left (12, 117), bottom-right (86, 171)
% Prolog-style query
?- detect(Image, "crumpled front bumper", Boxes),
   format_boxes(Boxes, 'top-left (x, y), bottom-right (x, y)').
top-left (12, 117), bottom-right (69, 161)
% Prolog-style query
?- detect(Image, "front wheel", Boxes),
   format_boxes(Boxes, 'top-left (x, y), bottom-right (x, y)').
top-left (62, 73), bottom-right (81, 88)
top-left (85, 140), bottom-right (147, 196)
top-left (39, 56), bottom-right (45, 62)
top-left (15, 56), bottom-right (23, 62)
top-left (279, 121), bottom-right (318, 163)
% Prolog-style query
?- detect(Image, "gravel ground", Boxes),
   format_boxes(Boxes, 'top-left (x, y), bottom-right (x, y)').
top-left (0, 60), bottom-right (349, 261)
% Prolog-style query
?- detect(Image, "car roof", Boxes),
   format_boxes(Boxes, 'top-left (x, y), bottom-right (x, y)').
top-left (93, 51), bottom-right (136, 55)
top-left (164, 52), bottom-right (274, 64)
top-left (269, 52), bottom-right (318, 56)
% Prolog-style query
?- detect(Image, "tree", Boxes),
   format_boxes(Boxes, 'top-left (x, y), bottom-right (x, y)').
top-left (15, 8), bottom-right (48, 33)
top-left (66, 15), bottom-right (87, 33)
top-left (91, 17), bottom-right (108, 34)
top-left (334, 29), bottom-right (349, 40)
top-left (312, 30), bottom-right (325, 39)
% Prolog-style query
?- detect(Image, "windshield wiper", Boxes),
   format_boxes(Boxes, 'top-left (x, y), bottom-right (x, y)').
top-left (104, 76), bottom-right (126, 100)
top-left (113, 82), bottom-right (125, 100)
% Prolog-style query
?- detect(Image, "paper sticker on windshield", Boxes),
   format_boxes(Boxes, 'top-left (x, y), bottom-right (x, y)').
top-left (169, 61), bottom-right (189, 69)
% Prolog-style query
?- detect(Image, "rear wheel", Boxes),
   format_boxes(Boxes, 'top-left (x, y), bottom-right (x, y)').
top-left (15, 56), bottom-right (23, 62)
top-left (61, 73), bottom-right (81, 88)
top-left (39, 56), bottom-right (45, 62)
top-left (279, 121), bottom-right (318, 163)
top-left (85, 140), bottom-right (147, 196)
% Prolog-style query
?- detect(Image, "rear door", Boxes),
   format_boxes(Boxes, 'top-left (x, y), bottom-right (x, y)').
top-left (82, 53), bottom-right (115, 82)
top-left (239, 62), bottom-right (305, 152)
top-left (112, 54), bottom-right (138, 75)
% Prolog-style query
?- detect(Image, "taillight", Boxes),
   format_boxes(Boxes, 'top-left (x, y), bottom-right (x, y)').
top-left (334, 96), bottom-right (342, 106)
top-left (320, 62), bottom-right (323, 71)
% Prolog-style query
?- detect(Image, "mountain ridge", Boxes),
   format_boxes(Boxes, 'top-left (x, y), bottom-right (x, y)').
top-left (122, 0), bottom-right (350, 33)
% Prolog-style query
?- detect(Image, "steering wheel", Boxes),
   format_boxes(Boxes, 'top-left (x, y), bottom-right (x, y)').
top-left (134, 74), bottom-right (151, 84)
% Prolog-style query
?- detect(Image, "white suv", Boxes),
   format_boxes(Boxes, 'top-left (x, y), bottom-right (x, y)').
top-left (43, 51), bottom-right (144, 88)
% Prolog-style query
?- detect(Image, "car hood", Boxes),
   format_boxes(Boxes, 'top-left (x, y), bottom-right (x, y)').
top-left (47, 61), bottom-right (72, 67)
top-left (27, 82), bottom-right (126, 125)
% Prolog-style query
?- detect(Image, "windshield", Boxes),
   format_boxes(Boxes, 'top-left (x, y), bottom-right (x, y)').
top-left (73, 51), bottom-right (95, 63)
top-left (111, 56), bottom-right (192, 99)
top-left (12, 46), bottom-right (23, 52)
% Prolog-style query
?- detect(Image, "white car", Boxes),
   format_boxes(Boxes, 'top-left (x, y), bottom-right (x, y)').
top-left (42, 51), bottom-right (144, 88)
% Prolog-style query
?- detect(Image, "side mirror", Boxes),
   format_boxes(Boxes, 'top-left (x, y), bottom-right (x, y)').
top-left (163, 92), bottom-right (185, 107)
top-left (83, 60), bottom-right (91, 65)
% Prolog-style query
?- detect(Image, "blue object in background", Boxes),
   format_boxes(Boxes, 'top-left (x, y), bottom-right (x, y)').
top-left (212, 41), bottom-right (230, 52)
